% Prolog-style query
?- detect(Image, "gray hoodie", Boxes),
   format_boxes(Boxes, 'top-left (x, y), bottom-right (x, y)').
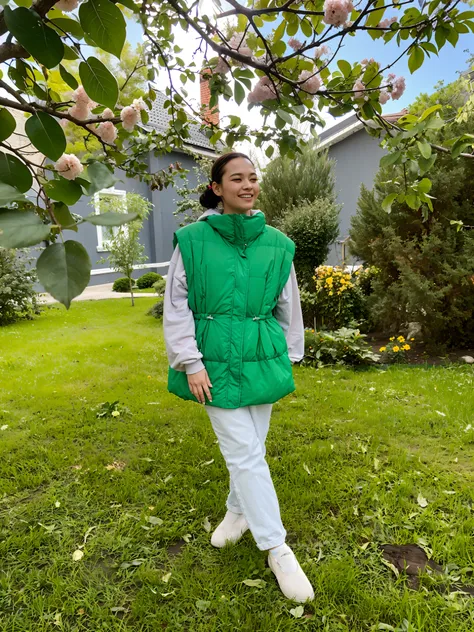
top-left (163, 208), bottom-right (305, 375)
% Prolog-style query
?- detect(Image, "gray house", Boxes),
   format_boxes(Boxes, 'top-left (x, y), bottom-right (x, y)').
top-left (318, 112), bottom-right (404, 265)
top-left (56, 92), bottom-right (220, 287)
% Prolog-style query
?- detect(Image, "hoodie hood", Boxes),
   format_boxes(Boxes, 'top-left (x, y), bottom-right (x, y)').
top-left (198, 207), bottom-right (266, 249)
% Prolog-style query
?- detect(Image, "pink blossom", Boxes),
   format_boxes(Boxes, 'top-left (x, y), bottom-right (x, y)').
top-left (120, 105), bottom-right (140, 131)
top-left (352, 79), bottom-right (365, 99)
top-left (378, 16), bottom-right (397, 28)
top-left (387, 73), bottom-right (396, 83)
top-left (55, 154), bottom-right (83, 180)
top-left (323, 0), bottom-right (353, 27)
top-left (101, 108), bottom-right (114, 119)
top-left (96, 121), bottom-right (118, 144)
top-left (229, 33), bottom-right (252, 58)
top-left (247, 77), bottom-right (277, 103)
top-left (379, 90), bottom-right (390, 105)
top-left (315, 45), bottom-right (330, 59)
top-left (73, 86), bottom-right (90, 105)
top-left (288, 38), bottom-right (303, 51)
top-left (132, 97), bottom-right (146, 112)
top-left (361, 58), bottom-right (376, 67)
top-left (298, 70), bottom-right (321, 94)
top-left (343, 20), bottom-right (353, 28)
top-left (55, 0), bottom-right (80, 11)
top-left (214, 57), bottom-right (231, 74)
top-left (69, 102), bottom-right (90, 120)
top-left (59, 118), bottom-right (69, 128)
top-left (390, 76), bottom-right (405, 100)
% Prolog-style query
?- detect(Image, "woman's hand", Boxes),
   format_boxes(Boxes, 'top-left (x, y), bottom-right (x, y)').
top-left (187, 368), bottom-right (213, 404)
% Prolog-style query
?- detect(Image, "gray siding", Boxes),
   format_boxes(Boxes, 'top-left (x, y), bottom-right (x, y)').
top-left (326, 129), bottom-right (386, 265)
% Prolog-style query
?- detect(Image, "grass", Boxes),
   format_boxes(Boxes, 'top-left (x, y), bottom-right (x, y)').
top-left (0, 299), bottom-right (473, 632)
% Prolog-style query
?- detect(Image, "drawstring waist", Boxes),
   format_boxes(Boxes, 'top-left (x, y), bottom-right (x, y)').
top-left (194, 313), bottom-right (273, 321)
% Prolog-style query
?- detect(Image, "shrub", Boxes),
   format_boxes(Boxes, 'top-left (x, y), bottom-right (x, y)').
top-left (300, 265), bottom-right (376, 330)
top-left (0, 248), bottom-right (39, 326)
top-left (277, 198), bottom-right (340, 288)
top-left (148, 300), bottom-right (164, 319)
top-left (302, 327), bottom-right (380, 367)
top-left (153, 278), bottom-right (166, 295)
top-left (113, 277), bottom-right (135, 292)
top-left (137, 272), bottom-right (162, 289)
top-left (378, 334), bottom-right (415, 364)
top-left (259, 141), bottom-right (336, 226)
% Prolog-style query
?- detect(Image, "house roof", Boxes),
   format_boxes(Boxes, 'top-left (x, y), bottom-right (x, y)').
top-left (318, 110), bottom-right (407, 150)
top-left (147, 91), bottom-right (221, 155)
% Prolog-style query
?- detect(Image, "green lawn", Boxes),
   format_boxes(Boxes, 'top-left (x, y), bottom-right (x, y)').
top-left (0, 300), bottom-right (473, 632)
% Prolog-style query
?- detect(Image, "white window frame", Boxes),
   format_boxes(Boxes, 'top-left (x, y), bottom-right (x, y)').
top-left (94, 188), bottom-right (127, 252)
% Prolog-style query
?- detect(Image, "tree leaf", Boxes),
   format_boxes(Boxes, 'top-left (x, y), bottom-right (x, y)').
top-left (44, 177), bottom-right (82, 205)
top-left (4, 6), bottom-right (64, 69)
top-left (25, 112), bottom-right (66, 161)
top-left (86, 161), bottom-right (118, 193)
top-left (242, 579), bottom-right (266, 588)
top-left (276, 109), bottom-right (293, 125)
top-left (0, 209), bottom-right (50, 247)
top-left (418, 178), bottom-right (432, 194)
top-left (79, 57), bottom-right (118, 109)
top-left (53, 202), bottom-right (77, 231)
top-left (50, 17), bottom-right (84, 39)
top-left (380, 151), bottom-right (402, 169)
top-left (408, 47), bottom-right (424, 74)
top-left (36, 240), bottom-right (91, 309)
top-left (234, 81), bottom-right (245, 106)
top-left (337, 59), bottom-right (352, 78)
top-left (0, 152), bottom-right (32, 193)
top-left (79, 0), bottom-right (126, 59)
top-left (416, 140), bottom-right (431, 159)
top-left (59, 64), bottom-right (78, 90)
top-left (84, 211), bottom-right (138, 226)
top-left (382, 193), bottom-right (397, 213)
top-left (0, 109), bottom-right (16, 142)
top-left (0, 183), bottom-right (25, 206)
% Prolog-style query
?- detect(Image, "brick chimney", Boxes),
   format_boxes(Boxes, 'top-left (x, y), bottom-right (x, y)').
top-left (200, 69), bottom-right (219, 127)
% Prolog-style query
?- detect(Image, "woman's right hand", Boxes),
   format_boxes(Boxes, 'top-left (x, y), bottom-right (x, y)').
top-left (187, 368), bottom-right (213, 404)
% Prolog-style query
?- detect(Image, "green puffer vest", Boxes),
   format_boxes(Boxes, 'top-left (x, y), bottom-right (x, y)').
top-left (167, 210), bottom-right (296, 409)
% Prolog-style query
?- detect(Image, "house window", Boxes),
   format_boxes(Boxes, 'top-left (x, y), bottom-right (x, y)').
top-left (94, 188), bottom-right (127, 252)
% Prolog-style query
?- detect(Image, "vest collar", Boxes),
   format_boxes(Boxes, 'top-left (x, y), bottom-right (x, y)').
top-left (200, 208), bottom-right (266, 248)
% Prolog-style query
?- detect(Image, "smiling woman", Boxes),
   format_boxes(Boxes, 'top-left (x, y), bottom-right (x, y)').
top-left (163, 151), bottom-right (314, 603)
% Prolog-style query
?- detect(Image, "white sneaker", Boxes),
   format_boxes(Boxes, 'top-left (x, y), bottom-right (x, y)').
top-left (211, 510), bottom-right (249, 548)
top-left (268, 543), bottom-right (315, 603)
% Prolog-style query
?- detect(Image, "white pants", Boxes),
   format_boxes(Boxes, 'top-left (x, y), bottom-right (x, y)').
top-left (204, 404), bottom-right (287, 551)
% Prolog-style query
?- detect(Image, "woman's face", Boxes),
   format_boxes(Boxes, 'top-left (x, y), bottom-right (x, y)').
top-left (212, 157), bottom-right (260, 214)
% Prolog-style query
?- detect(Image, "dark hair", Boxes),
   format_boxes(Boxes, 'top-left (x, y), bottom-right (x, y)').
top-left (199, 152), bottom-right (255, 209)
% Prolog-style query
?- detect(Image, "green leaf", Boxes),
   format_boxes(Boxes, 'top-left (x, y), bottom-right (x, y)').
top-left (273, 19), bottom-right (286, 41)
top-left (418, 178), bottom-right (432, 194)
top-left (276, 109), bottom-right (293, 125)
top-left (0, 152), bottom-right (32, 193)
top-left (0, 109), bottom-right (16, 142)
top-left (337, 59), bottom-right (352, 78)
top-left (380, 151), bottom-right (402, 169)
top-left (272, 39), bottom-right (286, 57)
top-left (117, 0), bottom-right (138, 10)
top-left (408, 47), bottom-right (424, 74)
top-left (405, 193), bottom-right (419, 210)
top-left (87, 161), bottom-right (118, 193)
top-left (53, 202), bottom-right (77, 231)
top-left (79, 57), bottom-right (118, 109)
top-left (44, 177), bottom-right (82, 205)
top-left (4, 6), bottom-right (64, 69)
top-left (445, 25), bottom-right (459, 47)
top-left (382, 193), bottom-right (397, 213)
top-left (79, 0), bottom-right (126, 58)
top-left (25, 112), bottom-right (66, 161)
top-left (300, 18), bottom-right (312, 37)
top-left (36, 240), bottom-right (91, 309)
top-left (0, 183), bottom-right (26, 206)
top-left (0, 209), bottom-right (50, 247)
top-left (63, 44), bottom-right (80, 60)
top-left (50, 17), bottom-right (84, 39)
top-left (419, 104), bottom-right (442, 121)
top-left (418, 154), bottom-right (437, 173)
top-left (84, 211), bottom-right (138, 226)
top-left (234, 81), bottom-right (245, 106)
top-left (286, 19), bottom-right (299, 36)
top-left (59, 64), bottom-right (78, 90)
top-left (416, 140), bottom-right (431, 159)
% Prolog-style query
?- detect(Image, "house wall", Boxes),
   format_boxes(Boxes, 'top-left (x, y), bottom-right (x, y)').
top-left (326, 129), bottom-right (386, 265)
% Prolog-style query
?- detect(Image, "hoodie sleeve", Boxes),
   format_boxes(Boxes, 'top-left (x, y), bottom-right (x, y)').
top-left (163, 244), bottom-right (205, 375)
top-left (273, 263), bottom-right (305, 363)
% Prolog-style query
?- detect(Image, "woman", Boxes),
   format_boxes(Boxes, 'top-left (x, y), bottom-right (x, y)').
top-left (163, 152), bottom-right (314, 603)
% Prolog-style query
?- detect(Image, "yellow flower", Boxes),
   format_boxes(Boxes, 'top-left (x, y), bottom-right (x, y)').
top-left (403, 344), bottom-right (410, 351)
top-left (379, 346), bottom-right (386, 352)
top-left (326, 277), bottom-right (334, 285)
top-left (397, 336), bottom-right (405, 342)
top-left (311, 329), bottom-right (315, 333)
top-left (329, 291), bottom-right (334, 296)
top-left (410, 337), bottom-right (415, 341)
top-left (393, 345), bottom-right (400, 352)
top-left (389, 337), bottom-right (395, 342)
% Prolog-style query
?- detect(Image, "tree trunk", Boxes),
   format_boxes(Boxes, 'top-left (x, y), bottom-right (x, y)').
top-left (129, 275), bottom-right (135, 307)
